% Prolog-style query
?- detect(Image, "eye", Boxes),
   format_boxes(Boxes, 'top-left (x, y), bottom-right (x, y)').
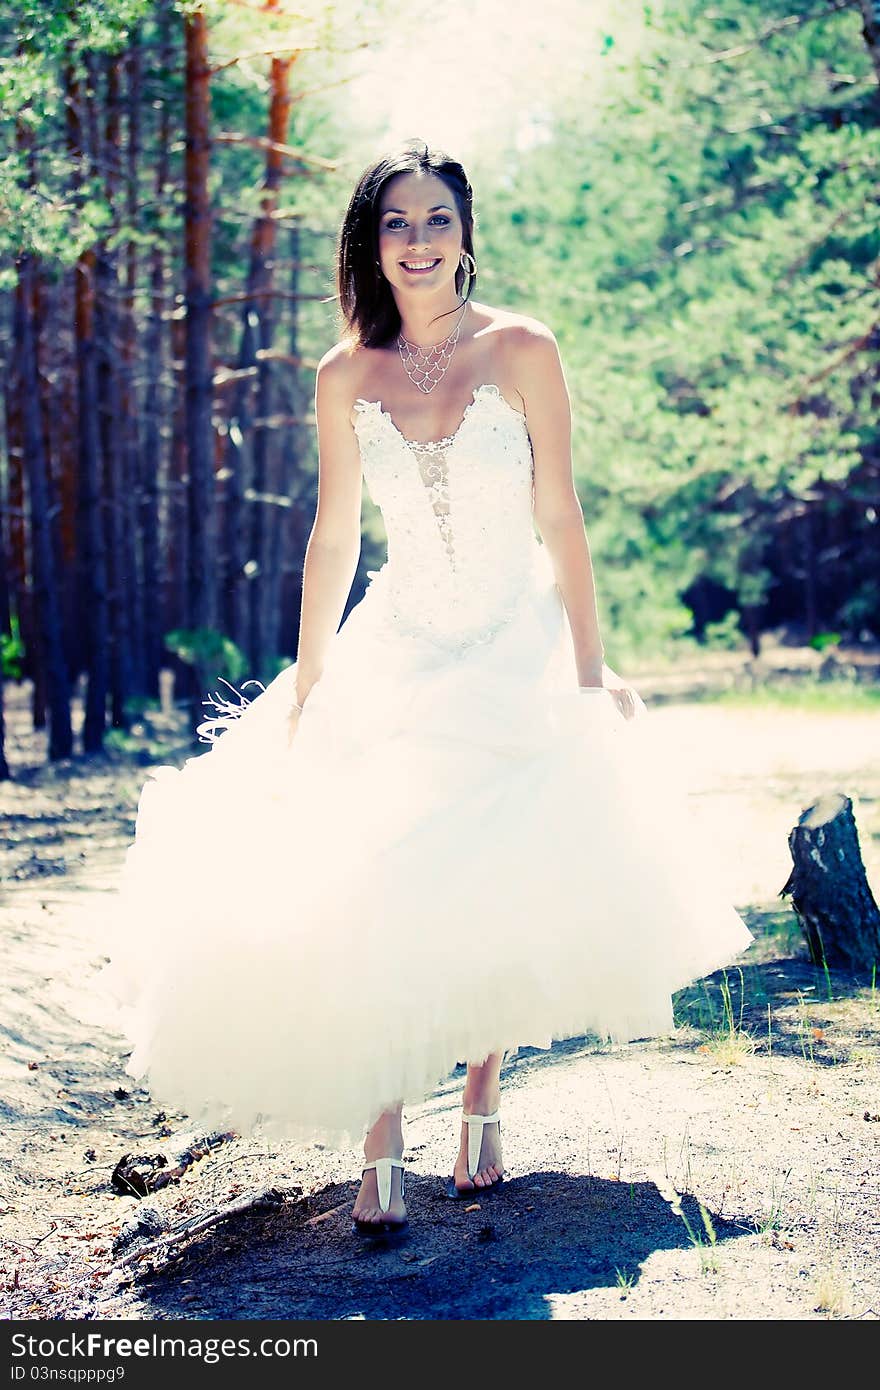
top-left (381, 214), bottom-right (451, 231)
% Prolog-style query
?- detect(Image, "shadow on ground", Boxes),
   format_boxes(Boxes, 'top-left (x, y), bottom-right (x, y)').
top-left (133, 1172), bottom-right (744, 1321)
top-left (670, 904), bottom-right (880, 1064)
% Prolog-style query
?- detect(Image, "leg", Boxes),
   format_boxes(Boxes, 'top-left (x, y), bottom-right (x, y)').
top-left (352, 1102), bottom-right (407, 1228)
top-left (452, 1049), bottom-right (505, 1193)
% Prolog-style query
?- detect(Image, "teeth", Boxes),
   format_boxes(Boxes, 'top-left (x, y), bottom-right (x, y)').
top-left (402, 259), bottom-right (439, 270)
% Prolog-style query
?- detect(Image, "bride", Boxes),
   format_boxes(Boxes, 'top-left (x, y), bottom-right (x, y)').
top-left (108, 140), bottom-right (751, 1241)
top-left (284, 141), bottom-right (743, 1234)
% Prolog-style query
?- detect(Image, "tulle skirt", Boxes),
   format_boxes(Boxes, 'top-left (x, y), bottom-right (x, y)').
top-left (95, 552), bottom-right (752, 1144)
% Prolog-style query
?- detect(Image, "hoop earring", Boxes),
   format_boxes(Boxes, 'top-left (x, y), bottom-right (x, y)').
top-left (459, 250), bottom-right (477, 277)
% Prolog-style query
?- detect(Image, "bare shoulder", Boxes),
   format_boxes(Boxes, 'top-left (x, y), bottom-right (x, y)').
top-left (472, 303), bottom-right (561, 388)
top-left (471, 304), bottom-right (565, 414)
top-left (313, 340), bottom-right (375, 452)
top-left (315, 338), bottom-right (365, 397)
top-left (474, 303), bottom-right (558, 351)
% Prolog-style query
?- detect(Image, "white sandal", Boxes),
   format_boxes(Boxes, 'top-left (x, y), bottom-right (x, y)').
top-left (352, 1157), bottom-right (408, 1237)
top-left (446, 1109), bottom-right (505, 1199)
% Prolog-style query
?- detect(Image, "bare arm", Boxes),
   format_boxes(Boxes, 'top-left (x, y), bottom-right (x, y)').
top-left (511, 325), bottom-right (606, 687)
top-left (293, 349), bottom-right (363, 709)
top-left (510, 324), bottom-right (637, 717)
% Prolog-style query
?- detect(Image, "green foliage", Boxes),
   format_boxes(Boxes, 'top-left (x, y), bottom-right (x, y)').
top-left (702, 612), bottom-right (745, 652)
top-left (0, 0), bottom-right (157, 279)
top-left (164, 627), bottom-right (249, 684)
top-left (1, 615), bottom-right (24, 679)
top-left (809, 631), bottom-right (842, 652)
top-left (3, 0), bottom-right (875, 664)
top-left (474, 0), bottom-right (879, 655)
top-left (709, 679), bottom-right (880, 714)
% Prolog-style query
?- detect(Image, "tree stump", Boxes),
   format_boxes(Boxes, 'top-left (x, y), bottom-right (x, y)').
top-left (780, 793), bottom-right (880, 972)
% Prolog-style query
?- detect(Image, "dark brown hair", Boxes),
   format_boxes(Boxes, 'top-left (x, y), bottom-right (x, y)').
top-left (336, 140), bottom-right (477, 349)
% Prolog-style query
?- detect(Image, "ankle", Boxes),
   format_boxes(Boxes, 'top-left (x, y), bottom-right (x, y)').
top-left (461, 1089), bottom-right (501, 1116)
top-left (363, 1111), bottom-right (404, 1162)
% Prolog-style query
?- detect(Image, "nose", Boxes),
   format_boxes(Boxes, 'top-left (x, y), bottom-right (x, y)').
top-left (407, 222), bottom-right (431, 251)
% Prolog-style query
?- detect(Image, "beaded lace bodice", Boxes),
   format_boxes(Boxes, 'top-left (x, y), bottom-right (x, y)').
top-left (353, 383), bottom-right (543, 650)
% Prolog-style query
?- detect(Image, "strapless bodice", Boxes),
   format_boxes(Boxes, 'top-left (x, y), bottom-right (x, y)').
top-left (353, 383), bottom-right (548, 650)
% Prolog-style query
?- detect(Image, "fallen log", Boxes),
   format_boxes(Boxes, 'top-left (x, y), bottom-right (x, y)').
top-left (780, 793), bottom-right (880, 971)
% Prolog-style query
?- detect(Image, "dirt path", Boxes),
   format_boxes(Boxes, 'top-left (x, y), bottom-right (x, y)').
top-left (1, 686), bottom-right (879, 1320)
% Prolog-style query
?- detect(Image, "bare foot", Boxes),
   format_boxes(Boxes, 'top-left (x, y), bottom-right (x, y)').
top-left (353, 1110), bottom-right (407, 1229)
top-left (352, 1165), bottom-right (406, 1229)
top-left (452, 1099), bottom-right (505, 1195)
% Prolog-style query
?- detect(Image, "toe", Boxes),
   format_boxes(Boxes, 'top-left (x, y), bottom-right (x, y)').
top-left (354, 1198), bottom-right (380, 1224)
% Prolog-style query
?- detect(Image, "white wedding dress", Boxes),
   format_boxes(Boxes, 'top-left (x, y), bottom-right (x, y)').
top-left (100, 383), bottom-right (752, 1144)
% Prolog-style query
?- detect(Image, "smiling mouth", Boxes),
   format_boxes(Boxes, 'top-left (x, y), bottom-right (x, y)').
top-left (400, 258), bottom-right (441, 273)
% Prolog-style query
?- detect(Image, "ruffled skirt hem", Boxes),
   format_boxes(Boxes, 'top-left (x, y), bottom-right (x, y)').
top-left (90, 565), bottom-right (753, 1145)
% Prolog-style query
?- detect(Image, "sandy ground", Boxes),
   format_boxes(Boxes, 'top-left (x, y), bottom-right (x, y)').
top-left (1, 667), bottom-right (879, 1321)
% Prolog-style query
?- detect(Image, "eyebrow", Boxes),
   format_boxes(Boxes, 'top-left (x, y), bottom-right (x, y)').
top-left (380, 204), bottom-right (454, 215)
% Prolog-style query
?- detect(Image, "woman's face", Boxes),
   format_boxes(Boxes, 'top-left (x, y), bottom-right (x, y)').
top-left (376, 169), bottom-right (464, 299)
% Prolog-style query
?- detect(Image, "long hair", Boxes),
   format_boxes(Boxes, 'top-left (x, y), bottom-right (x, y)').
top-left (336, 140), bottom-right (477, 349)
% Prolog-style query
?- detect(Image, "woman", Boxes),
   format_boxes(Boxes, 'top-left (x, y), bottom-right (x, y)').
top-left (105, 141), bottom-right (752, 1238)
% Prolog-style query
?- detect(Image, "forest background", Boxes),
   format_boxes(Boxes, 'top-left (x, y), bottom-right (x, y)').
top-left (1, 0), bottom-right (878, 766)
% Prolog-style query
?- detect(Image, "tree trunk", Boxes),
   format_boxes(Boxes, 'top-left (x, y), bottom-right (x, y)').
top-left (2, 344), bottom-right (28, 665)
top-left (54, 253), bottom-right (81, 678)
top-left (268, 221), bottom-right (311, 654)
top-left (11, 108), bottom-right (45, 730)
top-left (781, 793), bottom-right (880, 973)
top-left (123, 36), bottom-right (146, 697)
top-left (248, 12), bottom-right (298, 675)
top-left (857, 0), bottom-right (880, 87)
top-left (801, 505), bottom-right (817, 642)
top-left (94, 50), bottom-right (133, 729)
top-left (15, 254), bottom-right (73, 760)
top-left (0, 522), bottom-right (11, 781)
top-left (169, 305), bottom-right (189, 635)
top-left (0, 684), bottom-right (8, 782)
top-left (66, 52), bottom-right (109, 753)
top-left (32, 266), bottom-right (71, 677)
top-left (742, 605), bottom-right (760, 659)
top-left (139, 0), bottom-right (174, 700)
top-left (184, 7), bottom-right (216, 642)
top-left (220, 312), bottom-right (256, 655)
top-left (179, 7), bottom-right (217, 733)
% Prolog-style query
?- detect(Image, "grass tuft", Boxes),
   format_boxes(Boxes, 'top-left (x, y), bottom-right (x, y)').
top-left (814, 1261), bottom-right (854, 1318)
top-left (698, 967), bottom-right (756, 1064)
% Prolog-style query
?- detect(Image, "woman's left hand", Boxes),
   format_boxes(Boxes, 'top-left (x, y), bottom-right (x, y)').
top-left (579, 663), bottom-right (640, 721)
